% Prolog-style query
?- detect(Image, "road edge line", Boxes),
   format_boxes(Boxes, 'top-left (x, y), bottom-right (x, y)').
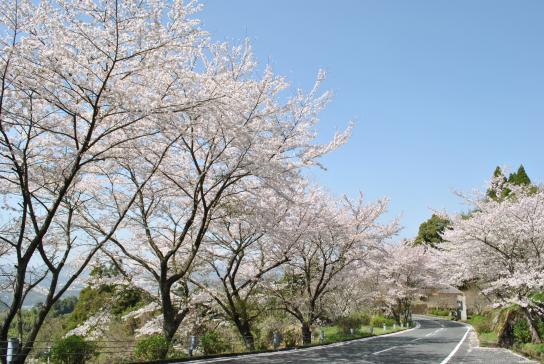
top-left (439, 326), bottom-right (470, 364)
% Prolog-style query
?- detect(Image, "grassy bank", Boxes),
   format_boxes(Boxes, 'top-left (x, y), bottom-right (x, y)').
top-left (317, 324), bottom-right (406, 345)
top-left (466, 315), bottom-right (499, 347)
top-left (466, 313), bottom-right (544, 362)
top-left (519, 343), bottom-right (544, 362)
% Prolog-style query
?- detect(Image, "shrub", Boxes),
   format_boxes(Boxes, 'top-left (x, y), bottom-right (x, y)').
top-left (200, 331), bottom-right (229, 355)
top-left (335, 313), bottom-right (370, 334)
top-left (133, 335), bottom-right (171, 361)
top-left (537, 320), bottom-right (544, 339)
top-left (51, 335), bottom-right (97, 364)
top-left (282, 326), bottom-right (301, 348)
top-left (428, 308), bottom-right (450, 317)
top-left (354, 312), bottom-right (371, 325)
top-left (513, 319), bottom-right (532, 344)
top-left (371, 315), bottom-right (395, 328)
top-left (254, 319), bottom-right (281, 350)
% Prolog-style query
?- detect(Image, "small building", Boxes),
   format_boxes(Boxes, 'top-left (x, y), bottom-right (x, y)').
top-left (413, 285), bottom-right (467, 319)
top-left (424, 285), bottom-right (463, 308)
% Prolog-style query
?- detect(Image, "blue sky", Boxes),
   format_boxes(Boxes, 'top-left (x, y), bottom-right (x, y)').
top-left (199, 0), bottom-right (544, 238)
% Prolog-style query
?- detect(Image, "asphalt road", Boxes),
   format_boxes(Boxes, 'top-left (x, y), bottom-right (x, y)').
top-left (181, 316), bottom-right (536, 364)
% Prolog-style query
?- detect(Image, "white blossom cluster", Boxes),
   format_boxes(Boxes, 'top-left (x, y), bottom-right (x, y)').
top-left (135, 315), bottom-right (164, 337)
top-left (122, 303), bottom-right (161, 321)
top-left (66, 311), bottom-right (113, 340)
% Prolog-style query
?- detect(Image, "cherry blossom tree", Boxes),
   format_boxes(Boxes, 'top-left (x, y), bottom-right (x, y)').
top-left (189, 188), bottom-right (304, 351)
top-left (274, 189), bottom-right (399, 345)
top-left (0, 1), bottom-right (353, 360)
top-left (93, 57), bottom-right (350, 351)
top-left (441, 181), bottom-right (544, 343)
top-left (318, 268), bottom-right (369, 322)
top-left (75, 11), bottom-right (352, 356)
top-left (0, 0), bottom-right (216, 362)
top-left (365, 243), bottom-right (439, 324)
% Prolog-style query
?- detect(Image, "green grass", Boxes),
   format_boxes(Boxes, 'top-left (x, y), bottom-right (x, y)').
top-left (427, 308), bottom-right (450, 317)
top-left (467, 315), bottom-right (487, 326)
top-left (523, 343), bottom-right (544, 353)
top-left (519, 343), bottom-right (544, 362)
top-left (314, 324), bottom-right (406, 345)
top-left (478, 331), bottom-right (498, 346)
top-left (465, 315), bottom-right (498, 347)
top-left (316, 325), bottom-right (369, 344)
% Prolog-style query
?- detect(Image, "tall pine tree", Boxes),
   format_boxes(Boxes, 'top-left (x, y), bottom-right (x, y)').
top-left (508, 165), bottom-right (531, 186)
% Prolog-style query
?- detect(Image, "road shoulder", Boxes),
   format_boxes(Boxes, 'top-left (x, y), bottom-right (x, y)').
top-left (451, 325), bottom-right (538, 363)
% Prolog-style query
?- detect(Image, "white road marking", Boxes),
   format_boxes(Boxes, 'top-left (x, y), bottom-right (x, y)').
top-left (425, 328), bottom-right (444, 337)
top-left (372, 345), bottom-right (398, 355)
top-left (439, 327), bottom-right (471, 364)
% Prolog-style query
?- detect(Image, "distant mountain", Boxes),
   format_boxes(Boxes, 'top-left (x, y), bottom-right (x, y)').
top-left (1, 285), bottom-right (83, 310)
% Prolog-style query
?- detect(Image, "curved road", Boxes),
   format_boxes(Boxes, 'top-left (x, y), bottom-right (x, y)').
top-left (182, 316), bottom-right (536, 364)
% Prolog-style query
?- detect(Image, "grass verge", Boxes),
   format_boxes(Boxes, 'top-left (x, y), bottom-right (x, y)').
top-left (519, 343), bottom-right (544, 362)
top-left (316, 324), bottom-right (405, 345)
top-left (135, 323), bottom-right (412, 364)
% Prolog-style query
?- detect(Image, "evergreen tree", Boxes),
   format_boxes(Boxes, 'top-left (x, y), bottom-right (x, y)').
top-left (413, 214), bottom-right (451, 248)
top-left (508, 165), bottom-right (531, 186)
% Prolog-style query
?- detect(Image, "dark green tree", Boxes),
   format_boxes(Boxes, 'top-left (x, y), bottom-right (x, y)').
top-left (52, 296), bottom-right (78, 316)
top-left (413, 214), bottom-right (450, 248)
top-left (508, 165), bottom-right (531, 186)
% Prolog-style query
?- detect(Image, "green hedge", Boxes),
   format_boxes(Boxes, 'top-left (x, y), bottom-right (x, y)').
top-left (370, 315), bottom-right (395, 328)
top-left (428, 308), bottom-right (450, 316)
top-left (134, 335), bottom-right (171, 361)
top-left (51, 335), bottom-right (96, 364)
top-left (335, 313), bottom-right (370, 334)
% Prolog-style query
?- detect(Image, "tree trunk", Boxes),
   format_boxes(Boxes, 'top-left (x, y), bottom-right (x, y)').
top-left (1, 266), bottom-right (27, 364)
top-left (391, 300), bottom-right (401, 324)
top-left (301, 322), bottom-right (312, 345)
top-left (160, 283), bottom-right (177, 359)
top-left (522, 307), bottom-right (542, 344)
top-left (497, 308), bottom-right (517, 347)
top-left (12, 273), bottom-right (66, 364)
top-left (402, 300), bottom-right (412, 325)
top-left (229, 312), bottom-right (256, 352)
top-left (238, 322), bottom-right (255, 351)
